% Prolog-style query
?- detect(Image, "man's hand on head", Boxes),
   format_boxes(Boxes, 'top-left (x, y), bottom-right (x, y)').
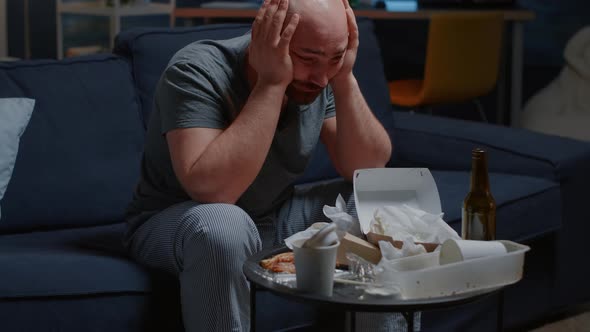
top-left (330, 0), bottom-right (359, 88)
top-left (250, 0), bottom-right (300, 88)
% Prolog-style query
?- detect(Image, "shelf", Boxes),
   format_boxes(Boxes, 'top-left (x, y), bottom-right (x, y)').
top-left (56, 0), bottom-right (175, 59)
top-left (59, 2), bottom-right (173, 16)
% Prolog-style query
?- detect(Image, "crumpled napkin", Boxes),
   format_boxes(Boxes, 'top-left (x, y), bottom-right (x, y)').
top-left (370, 204), bottom-right (460, 244)
top-left (379, 238), bottom-right (427, 260)
top-left (322, 194), bottom-right (362, 237)
top-left (284, 222), bottom-right (328, 249)
top-left (285, 194), bottom-right (354, 249)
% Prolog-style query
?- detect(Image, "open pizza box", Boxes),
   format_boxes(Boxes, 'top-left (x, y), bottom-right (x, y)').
top-left (335, 168), bottom-right (530, 299)
top-left (336, 168), bottom-right (442, 265)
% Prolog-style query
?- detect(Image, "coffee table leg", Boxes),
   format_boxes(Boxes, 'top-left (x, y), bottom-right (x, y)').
top-left (497, 289), bottom-right (504, 332)
top-left (250, 282), bottom-right (256, 332)
top-left (402, 311), bottom-right (415, 332)
top-left (349, 311), bottom-right (356, 332)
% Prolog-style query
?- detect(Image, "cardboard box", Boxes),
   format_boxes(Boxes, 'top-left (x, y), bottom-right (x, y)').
top-left (366, 232), bottom-right (439, 253)
top-left (336, 168), bottom-right (443, 265)
top-left (336, 168), bottom-right (529, 299)
top-left (336, 232), bottom-right (380, 265)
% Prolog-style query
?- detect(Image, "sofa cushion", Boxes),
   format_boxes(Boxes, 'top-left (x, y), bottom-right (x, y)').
top-left (0, 98), bottom-right (34, 220)
top-left (0, 223), bottom-right (152, 298)
top-left (0, 295), bottom-right (182, 332)
top-left (114, 19), bottom-right (394, 183)
top-left (0, 223), bottom-right (183, 331)
top-left (392, 111), bottom-right (590, 183)
top-left (0, 55), bottom-right (144, 233)
top-left (0, 292), bottom-right (320, 332)
top-left (432, 170), bottom-right (561, 241)
top-left (0, 222), bottom-right (325, 331)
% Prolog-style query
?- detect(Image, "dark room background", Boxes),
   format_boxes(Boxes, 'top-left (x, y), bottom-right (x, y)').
top-left (5, 0), bottom-right (589, 110)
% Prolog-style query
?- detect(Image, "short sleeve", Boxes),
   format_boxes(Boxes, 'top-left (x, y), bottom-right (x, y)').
top-left (156, 61), bottom-right (228, 135)
top-left (324, 86), bottom-right (336, 119)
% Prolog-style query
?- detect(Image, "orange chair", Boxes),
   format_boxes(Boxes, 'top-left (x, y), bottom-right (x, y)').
top-left (389, 12), bottom-right (504, 121)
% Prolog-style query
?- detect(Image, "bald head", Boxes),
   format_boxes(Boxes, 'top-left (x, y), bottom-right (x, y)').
top-left (288, 0), bottom-right (348, 40)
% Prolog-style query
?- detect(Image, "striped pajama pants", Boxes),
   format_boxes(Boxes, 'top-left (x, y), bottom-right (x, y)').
top-left (126, 178), bottom-right (420, 332)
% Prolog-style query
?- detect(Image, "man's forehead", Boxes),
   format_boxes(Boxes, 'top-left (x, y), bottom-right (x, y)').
top-left (290, 22), bottom-right (349, 56)
top-left (296, 46), bottom-right (347, 56)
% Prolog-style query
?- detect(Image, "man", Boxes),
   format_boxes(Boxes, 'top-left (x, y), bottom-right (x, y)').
top-left (124, 0), bottom-right (395, 330)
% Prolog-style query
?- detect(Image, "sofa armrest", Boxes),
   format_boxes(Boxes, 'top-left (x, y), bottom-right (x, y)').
top-left (391, 111), bottom-right (590, 183)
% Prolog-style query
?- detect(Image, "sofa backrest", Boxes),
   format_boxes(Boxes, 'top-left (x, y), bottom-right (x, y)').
top-left (114, 19), bottom-right (394, 183)
top-left (0, 55), bottom-right (145, 234)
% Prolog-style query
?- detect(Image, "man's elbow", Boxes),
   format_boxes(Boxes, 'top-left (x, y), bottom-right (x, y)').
top-left (177, 170), bottom-right (241, 204)
top-left (365, 142), bottom-right (393, 169)
top-left (339, 146), bottom-right (393, 180)
top-left (383, 141), bottom-right (394, 166)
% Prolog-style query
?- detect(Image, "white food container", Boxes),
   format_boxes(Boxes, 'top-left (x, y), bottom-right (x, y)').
top-left (381, 240), bottom-right (529, 299)
top-left (354, 168), bottom-right (443, 235)
top-left (353, 168), bottom-right (530, 299)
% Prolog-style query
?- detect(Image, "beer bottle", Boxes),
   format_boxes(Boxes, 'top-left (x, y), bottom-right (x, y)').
top-left (462, 148), bottom-right (496, 240)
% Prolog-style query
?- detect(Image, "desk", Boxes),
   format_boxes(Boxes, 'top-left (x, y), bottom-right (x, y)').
top-left (174, 6), bottom-right (535, 127)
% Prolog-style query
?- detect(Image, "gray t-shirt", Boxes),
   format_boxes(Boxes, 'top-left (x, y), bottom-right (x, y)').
top-left (125, 34), bottom-right (336, 236)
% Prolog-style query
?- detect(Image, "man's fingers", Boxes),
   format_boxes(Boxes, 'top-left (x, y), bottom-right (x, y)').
top-left (341, 0), bottom-right (352, 10)
top-left (340, 0), bottom-right (358, 50)
top-left (262, 0), bottom-right (281, 38)
top-left (278, 13), bottom-right (299, 50)
top-left (253, 0), bottom-right (269, 38)
top-left (346, 8), bottom-right (359, 49)
top-left (271, 0), bottom-right (289, 40)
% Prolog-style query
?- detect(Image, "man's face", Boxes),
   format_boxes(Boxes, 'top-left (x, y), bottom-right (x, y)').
top-left (286, 21), bottom-right (349, 105)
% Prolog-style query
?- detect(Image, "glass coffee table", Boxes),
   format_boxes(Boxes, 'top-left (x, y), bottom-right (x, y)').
top-left (244, 246), bottom-right (506, 332)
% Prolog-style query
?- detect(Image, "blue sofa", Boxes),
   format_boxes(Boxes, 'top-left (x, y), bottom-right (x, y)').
top-left (1, 19), bottom-right (590, 331)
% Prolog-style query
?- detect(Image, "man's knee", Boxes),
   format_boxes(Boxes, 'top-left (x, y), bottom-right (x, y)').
top-left (180, 203), bottom-right (261, 257)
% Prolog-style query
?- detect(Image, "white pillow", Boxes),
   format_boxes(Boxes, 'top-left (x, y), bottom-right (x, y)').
top-left (0, 98), bottom-right (35, 220)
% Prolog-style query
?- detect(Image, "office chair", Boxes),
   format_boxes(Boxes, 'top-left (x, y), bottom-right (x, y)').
top-left (388, 12), bottom-right (504, 122)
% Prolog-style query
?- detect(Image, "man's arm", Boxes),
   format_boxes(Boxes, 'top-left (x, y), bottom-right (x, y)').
top-left (321, 77), bottom-right (392, 181)
top-left (168, 84), bottom-right (286, 204)
top-left (320, 1), bottom-right (392, 181)
top-left (167, 0), bottom-right (299, 204)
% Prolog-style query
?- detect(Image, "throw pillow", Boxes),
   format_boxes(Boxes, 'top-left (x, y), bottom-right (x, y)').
top-left (0, 98), bottom-right (35, 220)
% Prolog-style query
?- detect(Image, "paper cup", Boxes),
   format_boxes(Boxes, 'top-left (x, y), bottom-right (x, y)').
top-left (439, 239), bottom-right (507, 265)
top-left (292, 239), bottom-right (339, 297)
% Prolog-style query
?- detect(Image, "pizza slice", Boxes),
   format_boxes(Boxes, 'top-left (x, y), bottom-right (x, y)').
top-left (259, 252), bottom-right (295, 274)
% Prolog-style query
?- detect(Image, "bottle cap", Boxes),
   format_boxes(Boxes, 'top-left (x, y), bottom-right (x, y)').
top-left (472, 148), bottom-right (486, 158)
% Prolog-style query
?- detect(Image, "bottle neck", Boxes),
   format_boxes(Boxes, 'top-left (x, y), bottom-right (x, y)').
top-left (470, 154), bottom-right (490, 193)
